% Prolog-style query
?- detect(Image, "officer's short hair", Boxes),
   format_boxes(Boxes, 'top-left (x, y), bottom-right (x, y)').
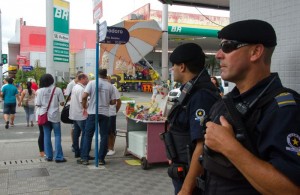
top-left (170, 43), bottom-right (206, 74)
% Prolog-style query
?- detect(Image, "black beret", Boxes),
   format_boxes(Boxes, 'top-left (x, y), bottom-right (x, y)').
top-left (170, 43), bottom-right (205, 64)
top-left (218, 19), bottom-right (277, 47)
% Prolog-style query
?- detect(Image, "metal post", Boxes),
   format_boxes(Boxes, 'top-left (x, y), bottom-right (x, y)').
top-left (161, 4), bottom-right (169, 81)
top-left (94, 21), bottom-right (100, 167)
top-left (0, 9), bottom-right (3, 90)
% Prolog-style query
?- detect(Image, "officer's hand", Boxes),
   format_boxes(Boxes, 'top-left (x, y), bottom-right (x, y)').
top-left (205, 116), bottom-right (236, 154)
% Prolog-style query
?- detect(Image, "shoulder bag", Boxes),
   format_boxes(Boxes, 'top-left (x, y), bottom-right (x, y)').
top-left (38, 87), bottom-right (56, 126)
top-left (22, 92), bottom-right (29, 107)
top-left (61, 92), bottom-right (73, 124)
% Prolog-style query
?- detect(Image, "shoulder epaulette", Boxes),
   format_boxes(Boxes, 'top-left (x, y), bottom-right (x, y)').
top-left (275, 92), bottom-right (297, 107)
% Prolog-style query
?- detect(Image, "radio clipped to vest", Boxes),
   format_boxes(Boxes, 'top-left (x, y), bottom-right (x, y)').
top-left (177, 68), bottom-right (205, 105)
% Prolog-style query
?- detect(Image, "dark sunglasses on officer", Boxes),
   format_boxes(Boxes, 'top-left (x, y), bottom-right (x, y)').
top-left (219, 40), bottom-right (250, 53)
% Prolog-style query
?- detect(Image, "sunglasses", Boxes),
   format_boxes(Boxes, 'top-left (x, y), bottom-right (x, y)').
top-left (219, 40), bottom-right (249, 53)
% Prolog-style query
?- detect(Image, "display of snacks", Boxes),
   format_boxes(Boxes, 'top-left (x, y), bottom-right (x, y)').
top-left (126, 102), bottom-right (166, 122)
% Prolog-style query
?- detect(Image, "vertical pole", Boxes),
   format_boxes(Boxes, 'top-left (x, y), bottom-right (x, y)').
top-left (94, 21), bottom-right (99, 167)
top-left (161, 4), bottom-right (169, 81)
top-left (46, 0), bottom-right (55, 76)
top-left (0, 9), bottom-right (3, 90)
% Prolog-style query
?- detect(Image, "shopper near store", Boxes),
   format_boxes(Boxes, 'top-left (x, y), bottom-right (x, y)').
top-left (201, 20), bottom-right (300, 194)
top-left (1, 77), bottom-right (20, 129)
top-left (65, 71), bottom-right (83, 152)
top-left (78, 69), bottom-right (116, 165)
top-left (18, 81), bottom-right (36, 127)
top-left (69, 73), bottom-right (89, 158)
top-left (36, 74), bottom-right (66, 163)
top-left (106, 76), bottom-right (122, 156)
top-left (164, 43), bottom-right (220, 195)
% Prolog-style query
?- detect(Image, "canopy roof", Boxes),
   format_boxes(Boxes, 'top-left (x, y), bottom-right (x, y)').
top-left (157, 0), bottom-right (229, 10)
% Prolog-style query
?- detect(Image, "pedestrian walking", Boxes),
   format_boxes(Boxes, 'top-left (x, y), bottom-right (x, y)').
top-left (1, 78), bottom-right (20, 129)
top-left (18, 81), bottom-right (36, 127)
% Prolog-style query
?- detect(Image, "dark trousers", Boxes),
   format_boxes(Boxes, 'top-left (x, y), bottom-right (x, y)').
top-left (38, 125), bottom-right (44, 152)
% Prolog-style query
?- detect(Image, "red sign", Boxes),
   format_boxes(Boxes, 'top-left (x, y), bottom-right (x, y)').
top-left (17, 55), bottom-right (28, 67)
top-left (93, 0), bottom-right (103, 23)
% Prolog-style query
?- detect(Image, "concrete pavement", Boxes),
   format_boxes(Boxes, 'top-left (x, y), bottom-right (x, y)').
top-left (0, 92), bottom-right (173, 195)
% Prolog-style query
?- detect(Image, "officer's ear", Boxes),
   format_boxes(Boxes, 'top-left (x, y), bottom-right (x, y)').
top-left (179, 63), bottom-right (186, 73)
top-left (250, 44), bottom-right (264, 62)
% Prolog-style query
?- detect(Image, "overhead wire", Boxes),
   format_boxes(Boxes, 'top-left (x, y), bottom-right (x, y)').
top-left (195, 7), bottom-right (225, 27)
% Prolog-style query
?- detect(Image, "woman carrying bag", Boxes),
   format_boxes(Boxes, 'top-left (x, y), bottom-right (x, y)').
top-left (18, 82), bottom-right (36, 127)
top-left (36, 74), bottom-right (66, 163)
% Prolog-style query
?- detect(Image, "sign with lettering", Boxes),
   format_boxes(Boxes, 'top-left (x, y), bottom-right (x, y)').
top-left (99, 27), bottom-right (129, 44)
top-left (98, 21), bottom-right (107, 42)
top-left (53, 0), bottom-right (70, 63)
top-left (22, 66), bottom-right (33, 72)
top-left (93, 0), bottom-right (103, 23)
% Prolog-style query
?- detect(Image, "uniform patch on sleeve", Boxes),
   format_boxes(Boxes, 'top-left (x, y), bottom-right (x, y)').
top-left (195, 109), bottom-right (206, 126)
top-left (286, 133), bottom-right (300, 156)
top-left (275, 93), bottom-right (296, 107)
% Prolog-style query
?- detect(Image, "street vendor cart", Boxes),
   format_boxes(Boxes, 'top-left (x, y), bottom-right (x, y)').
top-left (125, 117), bottom-right (168, 170)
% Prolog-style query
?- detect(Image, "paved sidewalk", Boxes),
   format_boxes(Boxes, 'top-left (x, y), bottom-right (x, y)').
top-left (0, 92), bottom-right (173, 195)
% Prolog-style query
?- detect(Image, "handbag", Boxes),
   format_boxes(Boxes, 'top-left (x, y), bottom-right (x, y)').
top-left (22, 90), bottom-right (29, 107)
top-left (22, 99), bottom-right (28, 107)
top-left (38, 87), bottom-right (56, 126)
top-left (38, 113), bottom-right (48, 126)
top-left (61, 92), bottom-right (73, 124)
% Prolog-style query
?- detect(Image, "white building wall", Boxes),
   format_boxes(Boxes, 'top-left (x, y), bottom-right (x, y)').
top-left (75, 49), bottom-right (96, 76)
top-left (30, 52), bottom-right (46, 67)
top-left (230, 0), bottom-right (300, 92)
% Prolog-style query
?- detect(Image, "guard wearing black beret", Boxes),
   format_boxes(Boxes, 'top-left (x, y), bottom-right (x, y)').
top-left (164, 43), bottom-right (220, 194)
top-left (198, 19), bottom-right (300, 194)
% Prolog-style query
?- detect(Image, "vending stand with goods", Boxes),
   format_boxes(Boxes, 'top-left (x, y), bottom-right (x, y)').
top-left (124, 89), bottom-right (169, 169)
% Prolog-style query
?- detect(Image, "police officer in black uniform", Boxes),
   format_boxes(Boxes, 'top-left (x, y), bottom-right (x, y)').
top-left (164, 43), bottom-right (220, 195)
top-left (201, 20), bottom-right (300, 194)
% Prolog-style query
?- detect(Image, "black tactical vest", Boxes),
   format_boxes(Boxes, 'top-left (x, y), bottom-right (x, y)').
top-left (202, 87), bottom-right (300, 194)
top-left (167, 79), bottom-right (220, 164)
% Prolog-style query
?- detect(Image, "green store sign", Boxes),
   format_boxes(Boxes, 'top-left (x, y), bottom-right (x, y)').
top-left (53, 0), bottom-right (70, 63)
top-left (168, 26), bottom-right (219, 38)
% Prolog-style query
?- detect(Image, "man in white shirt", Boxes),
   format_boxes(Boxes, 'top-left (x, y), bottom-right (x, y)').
top-left (106, 76), bottom-right (122, 156)
top-left (65, 71), bottom-right (83, 152)
top-left (78, 69), bottom-right (116, 165)
top-left (69, 73), bottom-right (89, 158)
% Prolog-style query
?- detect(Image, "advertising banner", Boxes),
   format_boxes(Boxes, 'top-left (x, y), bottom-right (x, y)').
top-left (53, 0), bottom-right (70, 63)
